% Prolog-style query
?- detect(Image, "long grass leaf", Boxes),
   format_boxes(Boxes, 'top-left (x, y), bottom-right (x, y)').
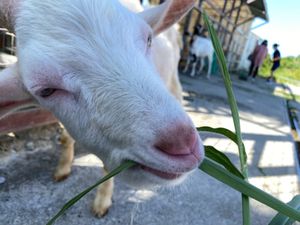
top-left (269, 195), bottom-right (300, 225)
top-left (199, 158), bottom-right (300, 222)
top-left (205, 145), bottom-right (244, 178)
top-left (46, 161), bottom-right (136, 225)
top-left (198, 126), bottom-right (238, 143)
top-left (202, 11), bottom-right (247, 176)
top-left (198, 126), bottom-right (246, 162)
top-left (202, 11), bottom-right (250, 224)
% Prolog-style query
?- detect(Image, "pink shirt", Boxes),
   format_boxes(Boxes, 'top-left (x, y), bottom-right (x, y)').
top-left (252, 45), bottom-right (268, 67)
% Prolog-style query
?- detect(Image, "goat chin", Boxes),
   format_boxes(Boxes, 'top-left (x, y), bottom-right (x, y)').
top-left (118, 167), bottom-right (191, 189)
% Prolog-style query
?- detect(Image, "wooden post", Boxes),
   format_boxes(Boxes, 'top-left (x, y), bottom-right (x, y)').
top-left (181, 10), bottom-right (193, 60)
top-left (225, 0), bottom-right (243, 70)
top-left (195, 0), bottom-right (205, 27)
top-left (226, 0), bottom-right (242, 56)
top-left (217, 0), bottom-right (229, 34)
top-left (222, 0), bottom-right (237, 47)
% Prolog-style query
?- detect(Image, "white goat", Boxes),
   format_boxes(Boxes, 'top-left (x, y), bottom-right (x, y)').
top-left (0, 0), bottom-right (204, 217)
top-left (120, 0), bottom-right (183, 101)
top-left (183, 34), bottom-right (214, 78)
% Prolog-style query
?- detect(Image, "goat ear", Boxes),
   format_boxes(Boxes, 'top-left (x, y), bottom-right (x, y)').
top-left (140, 0), bottom-right (195, 35)
top-left (0, 64), bottom-right (35, 119)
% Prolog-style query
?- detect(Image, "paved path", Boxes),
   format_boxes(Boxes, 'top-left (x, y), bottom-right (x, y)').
top-left (0, 74), bottom-right (299, 225)
top-left (182, 74), bottom-right (299, 199)
top-left (0, 52), bottom-right (17, 68)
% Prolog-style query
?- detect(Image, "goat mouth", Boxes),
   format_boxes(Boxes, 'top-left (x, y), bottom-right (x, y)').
top-left (122, 138), bottom-right (204, 181)
top-left (139, 164), bottom-right (184, 180)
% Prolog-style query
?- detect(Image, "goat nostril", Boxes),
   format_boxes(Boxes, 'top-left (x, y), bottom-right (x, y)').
top-left (155, 125), bottom-right (198, 156)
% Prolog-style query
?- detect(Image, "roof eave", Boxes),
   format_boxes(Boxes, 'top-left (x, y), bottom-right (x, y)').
top-left (247, 0), bottom-right (269, 21)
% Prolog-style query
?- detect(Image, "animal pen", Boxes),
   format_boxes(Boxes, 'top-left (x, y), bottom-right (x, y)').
top-left (149, 0), bottom-right (268, 74)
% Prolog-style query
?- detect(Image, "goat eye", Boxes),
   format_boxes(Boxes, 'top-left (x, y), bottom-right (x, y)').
top-left (39, 88), bottom-right (56, 98)
top-left (147, 35), bottom-right (152, 48)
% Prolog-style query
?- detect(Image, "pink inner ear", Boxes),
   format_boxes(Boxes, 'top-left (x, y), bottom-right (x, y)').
top-left (153, 0), bottom-right (195, 34)
top-left (0, 64), bottom-right (35, 118)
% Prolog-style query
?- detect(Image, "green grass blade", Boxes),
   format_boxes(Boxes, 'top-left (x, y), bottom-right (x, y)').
top-left (198, 126), bottom-right (238, 143)
top-left (242, 195), bottom-right (251, 225)
top-left (202, 11), bottom-right (250, 224)
top-left (269, 195), bottom-right (300, 225)
top-left (198, 126), bottom-right (247, 163)
top-left (204, 145), bottom-right (244, 179)
top-left (199, 158), bottom-right (300, 222)
top-left (46, 161), bottom-right (136, 225)
top-left (202, 11), bottom-right (247, 176)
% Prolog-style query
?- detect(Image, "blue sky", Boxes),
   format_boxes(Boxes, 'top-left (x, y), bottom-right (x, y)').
top-left (251, 0), bottom-right (300, 57)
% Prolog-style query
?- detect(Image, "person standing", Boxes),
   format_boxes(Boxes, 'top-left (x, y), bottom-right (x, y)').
top-left (267, 44), bottom-right (281, 82)
top-left (248, 40), bottom-right (268, 81)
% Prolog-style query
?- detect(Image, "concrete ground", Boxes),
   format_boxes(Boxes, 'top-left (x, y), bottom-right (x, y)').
top-left (0, 73), bottom-right (299, 225)
top-left (0, 52), bottom-right (17, 68)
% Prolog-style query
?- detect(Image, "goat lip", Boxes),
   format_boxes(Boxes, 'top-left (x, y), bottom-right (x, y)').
top-left (140, 165), bottom-right (183, 180)
top-left (125, 137), bottom-right (204, 180)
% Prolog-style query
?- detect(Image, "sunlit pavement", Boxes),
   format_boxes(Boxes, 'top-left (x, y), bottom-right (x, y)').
top-left (182, 73), bottom-right (299, 221)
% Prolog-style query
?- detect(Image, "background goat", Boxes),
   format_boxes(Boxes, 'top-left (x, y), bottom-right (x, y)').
top-left (183, 25), bottom-right (214, 78)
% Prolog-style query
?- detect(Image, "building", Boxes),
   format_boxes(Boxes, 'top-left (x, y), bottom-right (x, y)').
top-left (177, 0), bottom-right (269, 74)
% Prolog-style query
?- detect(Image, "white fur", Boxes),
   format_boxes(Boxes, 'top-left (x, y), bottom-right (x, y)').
top-left (0, 0), bottom-right (204, 217)
top-left (5, 0), bottom-right (205, 187)
top-left (183, 35), bottom-right (214, 78)
top-left (120, 0), bottom-right (183, 101)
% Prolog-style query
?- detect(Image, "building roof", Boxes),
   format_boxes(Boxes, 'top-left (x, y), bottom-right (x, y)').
top-left (247, 0), bottom-right (269, 21)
